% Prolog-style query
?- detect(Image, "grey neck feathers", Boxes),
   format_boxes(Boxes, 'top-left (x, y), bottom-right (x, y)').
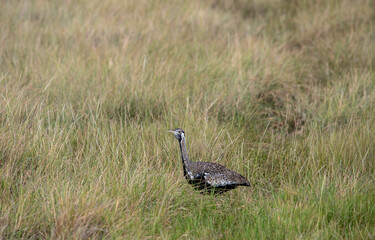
top-left (179, 135), bottom-right (192, 168)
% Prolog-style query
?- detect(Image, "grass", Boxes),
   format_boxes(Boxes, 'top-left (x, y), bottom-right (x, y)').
top-left (1, 0), bottom-right (375, 238)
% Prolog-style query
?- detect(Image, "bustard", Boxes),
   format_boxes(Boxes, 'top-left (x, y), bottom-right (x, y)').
top-left (167, 128), bottom-right (250, 194)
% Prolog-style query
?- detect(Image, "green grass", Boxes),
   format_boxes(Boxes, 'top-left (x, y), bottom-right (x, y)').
top-left (1, 0), bottom-right (375, 238)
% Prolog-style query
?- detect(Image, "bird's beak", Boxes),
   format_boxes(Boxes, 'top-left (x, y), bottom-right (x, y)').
top-left (166, 129), bottom-right (175, 133)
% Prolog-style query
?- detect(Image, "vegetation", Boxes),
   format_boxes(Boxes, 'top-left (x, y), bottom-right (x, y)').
top-left (1, 0), bottom-right (375, 238)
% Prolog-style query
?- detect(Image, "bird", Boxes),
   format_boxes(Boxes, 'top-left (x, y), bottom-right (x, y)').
top-left (167, 128), bottom-right (250, 194)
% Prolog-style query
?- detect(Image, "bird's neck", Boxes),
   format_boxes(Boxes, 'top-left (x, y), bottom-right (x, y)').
top-left (179, 137), bottom-right (192, 169)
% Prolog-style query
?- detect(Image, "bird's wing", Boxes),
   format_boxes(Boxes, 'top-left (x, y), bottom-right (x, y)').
top-left (191, 162), bottom-right (224, 179)
top-left (203, 172), bottom-right (237, 187)
top-left (194, 162), bottom-right (249, 187)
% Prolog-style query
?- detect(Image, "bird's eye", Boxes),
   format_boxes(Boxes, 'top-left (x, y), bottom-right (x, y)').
top-left (178, 131), bottom-right (181, 133)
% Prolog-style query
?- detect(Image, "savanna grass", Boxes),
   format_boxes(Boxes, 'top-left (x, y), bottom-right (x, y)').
top-left (1, 0), bottom-right (375, 238)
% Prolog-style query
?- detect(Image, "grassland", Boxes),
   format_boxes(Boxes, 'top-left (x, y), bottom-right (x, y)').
top-left (1, 0), bottom-right (375, 239)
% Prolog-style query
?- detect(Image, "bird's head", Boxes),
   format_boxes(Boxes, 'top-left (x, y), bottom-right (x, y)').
top-left (167, 128), bottom-right (185, 141)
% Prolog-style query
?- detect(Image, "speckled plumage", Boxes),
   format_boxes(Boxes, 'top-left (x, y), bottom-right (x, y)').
top-left (168, 128), bottom-right (250, 194)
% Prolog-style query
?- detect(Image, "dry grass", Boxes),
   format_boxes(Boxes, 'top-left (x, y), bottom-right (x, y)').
top-left (1, 0), bottom-right (375, 239)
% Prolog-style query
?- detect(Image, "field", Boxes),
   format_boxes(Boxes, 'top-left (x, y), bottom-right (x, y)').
top-left (1, 0), bottom-right (375, 239)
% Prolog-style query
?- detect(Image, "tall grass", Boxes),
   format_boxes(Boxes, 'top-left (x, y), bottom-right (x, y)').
top-left (1, 0), bottom-right (375, 238)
